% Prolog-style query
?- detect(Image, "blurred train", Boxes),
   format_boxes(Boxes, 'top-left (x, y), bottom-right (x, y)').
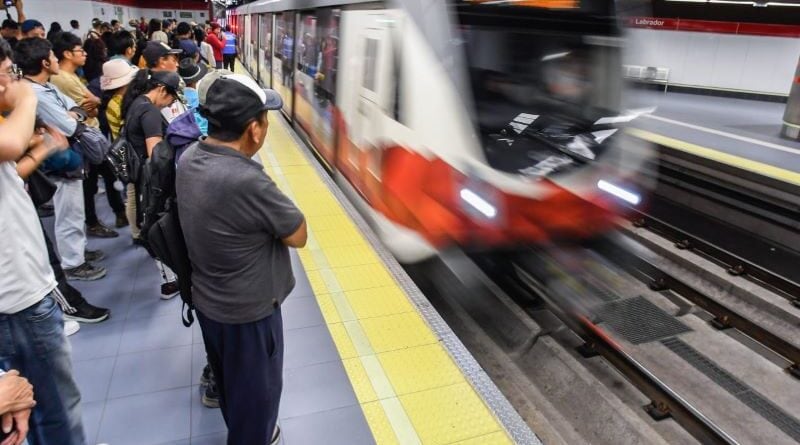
top-left (229, 0), bottom-right (654, 263)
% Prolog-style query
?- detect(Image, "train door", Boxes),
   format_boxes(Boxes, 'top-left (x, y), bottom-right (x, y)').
top-left (243, 15), bottom-right (251, 69)
top-left (250, 14), bottom-right (259, 79)
top-left (258, 14), bottom-right (272, 88)
top-left (337, 10), bottom-right (397, 186)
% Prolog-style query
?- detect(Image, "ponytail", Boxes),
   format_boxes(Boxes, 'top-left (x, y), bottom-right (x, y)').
top-left (121, 68), bottom-right (160, 119)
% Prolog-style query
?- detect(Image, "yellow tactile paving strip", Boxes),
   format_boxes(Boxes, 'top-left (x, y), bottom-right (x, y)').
top-left (258, 113), bottom-right (513, 445)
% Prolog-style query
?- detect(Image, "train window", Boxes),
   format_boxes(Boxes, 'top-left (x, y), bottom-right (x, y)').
top-left (363, 38), bottom-right (379, 92)
top-left (273, 12), bottom-right (296, 115)
top-left (293, 8), bottom-right (340, 164)
top-left (259, 14), bottom-right (272, 87)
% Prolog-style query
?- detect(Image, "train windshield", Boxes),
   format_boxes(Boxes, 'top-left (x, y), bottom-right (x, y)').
top-left (458, 10), bottom-right (623, 177)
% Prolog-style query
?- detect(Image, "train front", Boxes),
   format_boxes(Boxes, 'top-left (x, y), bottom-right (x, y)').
top-left (442, 0), bottom-right (654, 250)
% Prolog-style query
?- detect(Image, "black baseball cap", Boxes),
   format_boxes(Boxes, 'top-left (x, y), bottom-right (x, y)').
top-left (201, 74), bottom-right (282, 132)
top-left (142, 41), bottom-right (182, 68)
top-left (150, 70), bottom-right (181, 95)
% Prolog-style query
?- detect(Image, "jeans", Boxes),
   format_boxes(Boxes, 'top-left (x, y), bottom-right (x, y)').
top-left (53, 178), bottom-right (86, 269)
top-left (83, 161), bottom-right (125, 226)
top-left (0, 295), bottom-right (86, 445)
top-left (198, 308), bottom-right (283, 445)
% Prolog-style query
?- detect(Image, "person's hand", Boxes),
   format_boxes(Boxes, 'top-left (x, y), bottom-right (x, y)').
top-left (0, 371), bottom-right (34, 417)
top-left (39, 125), bottom-right (68, 154)
top-left (4, 409), bottom-right (29, 445)
top-left (0, 81), bottom-right (36, 113)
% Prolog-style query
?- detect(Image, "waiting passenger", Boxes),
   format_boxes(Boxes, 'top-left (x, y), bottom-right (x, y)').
top-left (204, 23), bottom-right (225, 69)
top-left (121, 68), bottom-right (182, 297)
top-left (0, 42), bottom-right (88, 444)
top-left (107, 29), bottom-right (136, 64)
top-left (16, 37), bottom-right (107, 281)
top-left (177, 74), bottom-right (306, 445)
top-left (178, 57), bottom-right (208, 135)
top-left (20, 19), bottom-right (44, 40)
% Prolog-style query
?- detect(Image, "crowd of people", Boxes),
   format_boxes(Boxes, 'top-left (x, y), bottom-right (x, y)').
top-left (0, 1), bottom-right (305, 444)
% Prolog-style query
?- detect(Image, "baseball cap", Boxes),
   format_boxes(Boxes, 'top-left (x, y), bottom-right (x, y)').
top-left (21, 19), bottom-right (43, 33)
top-left (200, 74), bottom-right (282, 132)
top-left (177, 38), bottom-right (198, 58)
top-left (150, 70), bottom-right (181, 95)
top-left (197, 69), bottom-right (232, 105)
top-left (142, 41), bottom-right (182, 68)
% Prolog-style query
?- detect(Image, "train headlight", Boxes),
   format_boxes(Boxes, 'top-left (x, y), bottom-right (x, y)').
top-left (460, 188), bottom-right (498, 219)
top-left (597, 180), bottom-right (640, 205)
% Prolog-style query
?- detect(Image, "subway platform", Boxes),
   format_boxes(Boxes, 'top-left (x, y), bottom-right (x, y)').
top-left (61, 110), bottom-right (541, 444)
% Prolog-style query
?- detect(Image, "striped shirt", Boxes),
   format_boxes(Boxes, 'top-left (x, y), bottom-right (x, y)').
top-left (107, 93), bottom-right (124, 140)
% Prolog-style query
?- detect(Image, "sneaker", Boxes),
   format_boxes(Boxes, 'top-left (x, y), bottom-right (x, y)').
top-left (115, 213), bottom-right (129, 228)
top-left (160, 281), bottom-right (180, 300)
top-left (63, 301), bottom-right (110, 323)
top-left (87, 223), bottom-right (119, 238)
top-left (65, 262), bottom-right (107, 281)
top-left (202, 381), bottom-right (220, 408)
top-left (64, 320), bottom-right (80, 336)
top-left (271, 425), bottom-right (281, 445)
top-left (84, 249), bottom-right (105, 263)
top-left (200, 364), bottom-right (213, 386)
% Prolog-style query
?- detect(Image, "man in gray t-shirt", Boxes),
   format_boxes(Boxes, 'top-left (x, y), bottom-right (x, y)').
top-left (176, 73), bottom-right (306, 445)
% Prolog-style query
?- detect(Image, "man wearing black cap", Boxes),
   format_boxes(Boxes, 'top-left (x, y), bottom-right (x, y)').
top-left (142, 40), bottom-right (181, 72)
top-left (177, 74), bottom-right (306, 445)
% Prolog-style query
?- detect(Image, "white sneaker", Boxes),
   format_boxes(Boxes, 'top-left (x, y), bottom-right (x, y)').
top-left (64, 320), bottom-right (80, 336)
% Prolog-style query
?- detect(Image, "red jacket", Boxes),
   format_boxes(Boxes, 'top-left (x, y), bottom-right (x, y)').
top-left (205, 32), bottom-right (226, 63)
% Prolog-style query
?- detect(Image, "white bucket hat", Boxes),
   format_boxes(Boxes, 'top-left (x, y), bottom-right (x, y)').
top-left (100, 59), bottom-right (139, 91)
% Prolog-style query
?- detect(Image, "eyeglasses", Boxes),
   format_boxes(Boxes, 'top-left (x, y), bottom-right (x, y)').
top-left (69, 48), bottom-right (86, 55)
top-left (0, 64), bottom-right (22, 81)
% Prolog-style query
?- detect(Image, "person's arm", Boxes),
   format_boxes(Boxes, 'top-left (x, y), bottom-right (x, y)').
top-left (13, 0), bottom-right (25, 25)
top-left (35, 88), bottom-right (78, 137)
top-left (145, 136), bottom-right (161, 158)
top-left (282, 219), bottom-right (307, 248)
top-left (0, 81), bottom-right (37, 162)
top-left (15, 126), bottom-right (69, 179)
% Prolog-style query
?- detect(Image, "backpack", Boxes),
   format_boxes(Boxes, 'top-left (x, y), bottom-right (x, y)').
top-left (141, 110), bottom-right (201, 327)
top-left (147, 200), bottom-right (194, 326)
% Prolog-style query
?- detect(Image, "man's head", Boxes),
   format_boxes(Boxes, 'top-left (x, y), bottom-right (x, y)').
top-left (108, 30), bottom-right (135, 60)
top-left (178, 57), bottom-right (207, 88)
top-left (210, 23), bottom-right (221, 36)
top-left (0, 19), bottom-right (18, 39)
top-left (142, 41), bottom-right (181, 71)
top-left (200, 74), bottom-right (283, 154)
top-left (162, 20), bottom-right (171, 32)
top-left (148, 18), bottom-right (161, 32)
top-left (21, 20), bottom-right (45, 39)
top-left (110, 20), bottom-right (120, 31)
top-left (92, 18), bottom-right (101, 30)
top-left (52, 31), bottom-right (85, 68)
top-left (0, 38), bottom-right (17, 90)
top-left (15, 37), bottom-right (59, 77)
top-left (70, 20), bottom-right (79, 30)
top-left (176, 21), bottom-right (191, 38)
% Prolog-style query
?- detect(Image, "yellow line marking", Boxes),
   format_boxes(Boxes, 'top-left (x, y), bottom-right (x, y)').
top-left (244, 55), bottom-right (509, 442)
top-left (627, 128), bottom-right (800, 187)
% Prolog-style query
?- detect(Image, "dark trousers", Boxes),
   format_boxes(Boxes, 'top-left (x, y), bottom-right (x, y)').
top-left (84, 160), bottom-right (124, 226)
top-left (41, 219), bottom-right (85, 311)
top-left (223, 54), bottom-right (236, 71)
top-left (198, 308), bottom-right (284, 445)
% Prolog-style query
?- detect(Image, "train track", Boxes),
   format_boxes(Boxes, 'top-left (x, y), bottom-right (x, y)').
top-left (409, 231), bottom-right (800, 444)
